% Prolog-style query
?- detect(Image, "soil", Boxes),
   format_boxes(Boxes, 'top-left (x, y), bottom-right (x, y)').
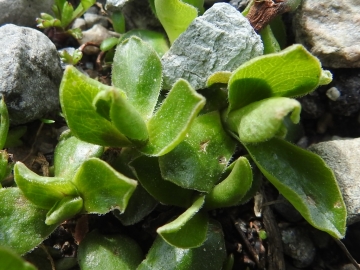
top-left (6, 1), bottom-right (360, 269)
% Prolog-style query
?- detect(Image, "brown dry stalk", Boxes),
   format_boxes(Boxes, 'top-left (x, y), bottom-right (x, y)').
top-left (246, 0), bottom-right (290, 32)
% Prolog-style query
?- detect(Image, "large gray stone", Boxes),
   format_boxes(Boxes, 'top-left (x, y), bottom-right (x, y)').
top-left (161, 3), bottom-right (263, 90)
top-left (0, 24), bottom-right (62, 125)
top-left (293, 0), bottom-right (360, 68)
top-left (0, 0), bottom-right (53, 28)
top-left (309, 138), bottom-right (360, 225)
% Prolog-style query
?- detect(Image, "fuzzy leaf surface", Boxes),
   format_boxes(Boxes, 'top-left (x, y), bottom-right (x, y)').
top-left (14, 162), bottom-right (78, 209)
top-left (245, 137), bottom-right (347, 238)
top-left (159, 111), bottom-right (236, 192)
top-left (141, 79), bottom-right (205, 156)
top-left (154, 0), bottom-right (198, 44)
top-left (93, 88), bottom-right (149, 146)
top-left (130, 155), bottom-right (194, 208)
top-left (45, 196), bottom-right (83, 225)
top-left (60, 65), bottom-right (131, 147)
top-left (54, 131), bottom-right (104, 178)
top-left (138, 220), bottom-right (226, 270)
top-left (157, 196), bottom-right (208, 248)
top-left (227, 97), bottom-right (301, 143)
top-left (228, 44), bottom-right (332, 112)
top-left (204, 156), bottom-right (253, 210)
top-left (72, 158), bottom-right (137, 214)
top-left (112, 37), bottom-right (162, 120)
top-left (78, 231), bottom-right (143, 270)
top-left (0, 188), bottom-right (58, 255)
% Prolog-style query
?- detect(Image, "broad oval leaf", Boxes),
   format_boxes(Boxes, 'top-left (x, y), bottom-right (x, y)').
top-left (204, 156), bottom-right (253, 210)
top-left (138, 220), bottom-right (226, 270)
top-left (228, 44), bottom-right (332, 112)
top-left (60, 65), bottom-right (132, 147)
top-left (130, 155), bottom-right (194, 208)
top-left (72, 158), bottom-right (137, 214)
top-left (45, 196), bottom-right (83, 225)
top-left (93, 88), bottom-right (149, 146)
top-left (78, 230), bottom-right (143, 270)
top-left (154, 0), bottom-right (198, 44)
top-left (0, 246), bottom-right (36, 270)
top-left (112, 37), bottom-right (162, 120)
top-left (54, 131), bottom-right (104, 178)
top-left (0, 188), bottom-right (58, 255)
top-left (157, 196), bottom-right (208, 248)
top-left (245, 137), bottom-right (347, 238)
top-left (226, 97), bottom-right (301, 143)
top-left (141, 79), bottom-right (205, 156)
top-left (159, 111), bottom-right (236, 192)
top-left (14, 162), bottom-right (79, 210)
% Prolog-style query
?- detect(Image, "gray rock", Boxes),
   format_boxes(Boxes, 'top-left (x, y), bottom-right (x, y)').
top-left (0, 24), bottom-right (62, 125)
top-left (106, 0), bottom-right (130, 10)
top-left (161, 3), bottom-right (263, 90)
top-left (0, 0), bottom-right (53, 28)
top-left (71, 18), bottom-right (87, 31)
top-left (281, 227), bottom-right (316, 268)
top-left (83, 13), bottom-right (108, 28)
top-left (309, 138), bottom-right (360, 225)
top-left (293, 0), bottom-right (360, 68)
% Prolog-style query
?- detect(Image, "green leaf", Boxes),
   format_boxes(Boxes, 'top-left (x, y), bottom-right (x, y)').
top-left (113, 184), bottom-right (158, 226)
top-left (130, 155), bottom-right (194, 208)
top-left (138, 220), bottom-right (226, 270)
top-left (204, 156), bottom-right (253, 210)
top-left (0, 246), bottom-right (36, 270)
top-left (260, 25), bottom-right (281, 54)
top-left (206, 71), bottom-right (232, 88)
top-left (60, 65), bottom-right (132, 147)
top-left (67, 28), bottom-right (83, 39)
top-left (0, 188), bottom-right (58, 255)
top-left (14, 162), bottom-right (79, 209)
top-left (60, 2), bottom-right (74, 28)
top-left (45, 196), bottom-right (83, 225)
top-left (227, 97), bottom-right (301, 143)
top-left (100, 37), bottom-right (119, 52)
top-left (0, 150), bottom-right (8, 184)
top-left (72, 158), bottom-right (137, 214)
top-left (141, 79), bottom-right (205, 156)
top-left (0, 98), bottom-right (9, 150)
top-left (182, 0), bottom-right (204, 13)
top-left (111, 11), bottom-right (125, 33)
top-left (4, 126), bottom-right (27, 148)
top-left (54, 131), bottom-right (104, 178)
top-left (245, 137), bottom-right (347, 238)
top-left (78, 230), bottom-right (143, 270)
top-left (72, 0), bottom-right (96, 20)
top-left (228, 44), bottom-right (332, 112)
top-left (159, 111), bottom-right (236, 192)
top-left (112, 37), bottom-right (162, 120)
top-left (157, 196), bottom-right (208, 248)
top-left (154, 0), bottom-right (198, 44)
top-left (118, 29), bottom-right (169, 57)
top-left (93, 88), bottom-right (149, 146)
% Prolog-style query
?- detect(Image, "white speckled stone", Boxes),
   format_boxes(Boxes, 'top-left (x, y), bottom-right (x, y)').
top-left (161, 2), bottom-right (263, 90)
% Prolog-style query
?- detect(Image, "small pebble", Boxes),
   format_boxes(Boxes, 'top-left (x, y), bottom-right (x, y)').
top-left (326, 87), bottom-right (341, 101)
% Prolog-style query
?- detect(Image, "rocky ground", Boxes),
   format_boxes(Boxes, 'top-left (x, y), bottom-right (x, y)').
top-left (1, 0), bottom-right (360, 269)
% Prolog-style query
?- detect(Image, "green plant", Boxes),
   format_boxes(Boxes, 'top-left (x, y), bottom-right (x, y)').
top-left (36, 0), bottom-right (96, 39)
top-left (1, 2), bottom-right (347, 269)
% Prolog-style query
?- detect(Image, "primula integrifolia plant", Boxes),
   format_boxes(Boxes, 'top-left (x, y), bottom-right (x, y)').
top-left (0, 1), bottom-right (347, 269)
